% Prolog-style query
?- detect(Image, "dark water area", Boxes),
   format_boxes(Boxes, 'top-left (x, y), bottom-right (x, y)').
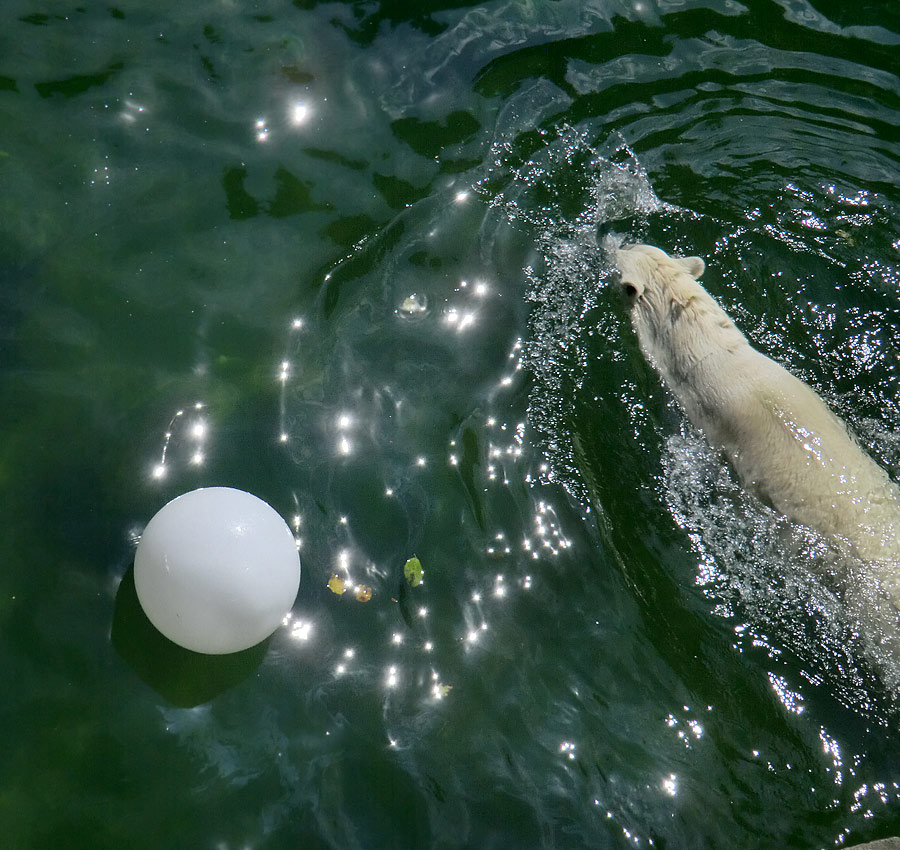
top-left (1, 1), bottom-right (900, 848)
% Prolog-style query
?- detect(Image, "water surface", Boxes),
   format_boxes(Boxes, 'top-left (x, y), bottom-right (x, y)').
top-left (2, 1), bottom-right (900, 847)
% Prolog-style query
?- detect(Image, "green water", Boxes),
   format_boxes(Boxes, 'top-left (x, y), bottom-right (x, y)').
top-left (2, 1), bottom-right (900, 847)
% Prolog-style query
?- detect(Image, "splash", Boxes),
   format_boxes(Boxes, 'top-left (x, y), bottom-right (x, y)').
top-left (477, 126), bottom-right (689, 503)
top-left (477, 124), bottom-right (681, 239)
top-left (661, 426), bottom-right (896, 716)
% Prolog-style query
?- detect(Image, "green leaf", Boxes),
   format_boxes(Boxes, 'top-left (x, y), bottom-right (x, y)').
top-left (403, 556), bottom-right (424, 587)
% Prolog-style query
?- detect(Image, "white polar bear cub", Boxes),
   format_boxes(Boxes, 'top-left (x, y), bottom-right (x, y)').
top-left (617, 243), bottom-right (900, 605)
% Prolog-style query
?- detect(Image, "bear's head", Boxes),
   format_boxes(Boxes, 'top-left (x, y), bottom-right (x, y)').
top-left (616, 243), bottom-right (706, 306)
top-left (616, 243), bottom-right (745, 374)
top-left (616, 243), bottom-right (710, 331)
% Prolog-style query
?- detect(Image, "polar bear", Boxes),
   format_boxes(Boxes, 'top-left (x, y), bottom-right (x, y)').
top-left (616, 243), bottom-right (900, 607)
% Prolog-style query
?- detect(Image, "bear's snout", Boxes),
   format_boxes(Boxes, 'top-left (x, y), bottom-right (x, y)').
top-left (619, 275), bottom-right (644, 301)
top-left (615, 246), bottom-right (648, 302)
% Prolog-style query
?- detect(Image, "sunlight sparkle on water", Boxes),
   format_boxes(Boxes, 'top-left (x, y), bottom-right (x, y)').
top-left (493, 575), bottom-right (507, 598)
top-left (465, 622), bottom-right (488, 646)
top-left (769, 672), bottom-right (805, 714)
top-left (334, 648), bottom-right (356, 677)
top-left (119, 99), bottom-right (146, 125)
top-left (290, 101), bottom-right (311, 126)
top-left (820, 729), bottom-right (844, 787)
top-left (288, 618), bottom-right (312, 642)
top-left (444, 307), bottom-right (477, 332)
top-left (149, 401), bottom-right (209, 483)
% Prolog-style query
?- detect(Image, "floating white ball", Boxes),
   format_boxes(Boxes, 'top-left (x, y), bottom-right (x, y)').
top-left (134, 487), bottom-right (301, 654)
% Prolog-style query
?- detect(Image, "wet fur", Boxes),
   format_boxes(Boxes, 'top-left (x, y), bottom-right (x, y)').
top-left (617, 244), bottom-right (900, 609)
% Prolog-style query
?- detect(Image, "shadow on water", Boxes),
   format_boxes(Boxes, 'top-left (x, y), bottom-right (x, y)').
top-left (111, 565), bottom-right (269, 707)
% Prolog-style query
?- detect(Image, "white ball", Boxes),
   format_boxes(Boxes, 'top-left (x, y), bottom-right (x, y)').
top-left (134, 487), bottom-right (301, 654)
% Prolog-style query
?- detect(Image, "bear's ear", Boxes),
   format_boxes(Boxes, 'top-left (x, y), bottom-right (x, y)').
top-left (676, 256), bottom-right (705, 279)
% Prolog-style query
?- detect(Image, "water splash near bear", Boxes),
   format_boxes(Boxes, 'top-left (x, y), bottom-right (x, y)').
top-left (662, 426), bottom-right (898, 712)
top-left (477, 126), bottom-right (693, 505)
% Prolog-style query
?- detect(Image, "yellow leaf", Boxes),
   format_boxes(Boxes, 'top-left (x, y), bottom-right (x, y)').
top-left (354, 584), bottom-right (373, 602)
top-left (327, 574), bottom-right (346, 595)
